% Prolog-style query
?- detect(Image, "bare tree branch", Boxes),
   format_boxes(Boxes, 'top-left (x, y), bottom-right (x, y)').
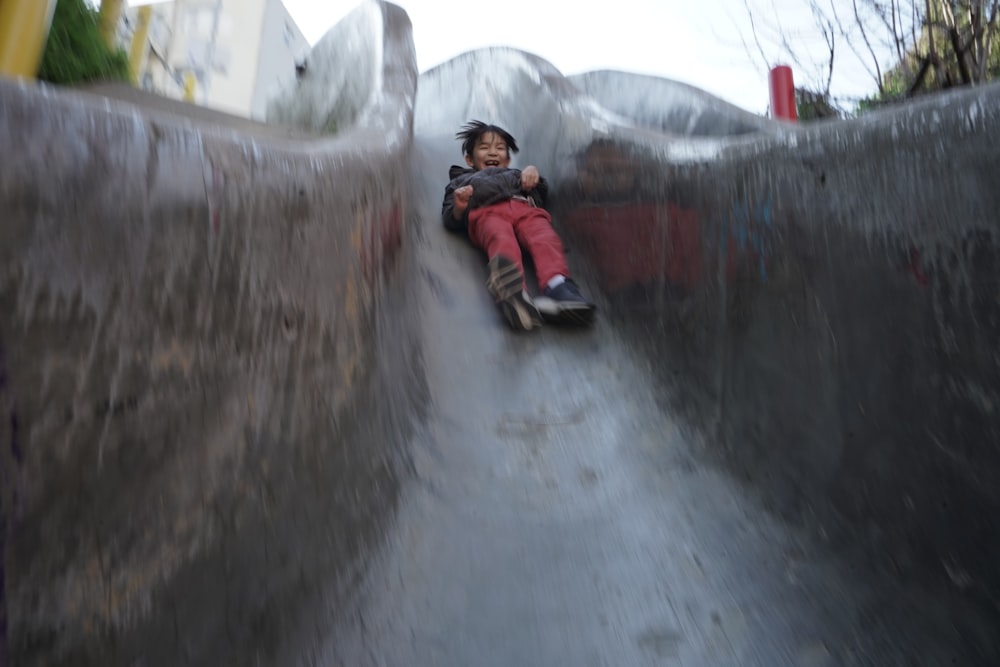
top-left (854, 0), bottom-right (887, 92)
top-left (894, 0), bottom-right (916, 80)
top-left (828, 0), bottom-right (883, 85)
top-left (808, 0), bottom-right (837, 94)
top-left (924, 0), bottom-right (942, 84)
top-left (984, 1), bottom-right (1000, 81)
top-left (909, 54), bottom-right (933, 92)
top-left (742, 0), bottom-right (772, 67)
top-left (736, 0), bottom-right (996, 113)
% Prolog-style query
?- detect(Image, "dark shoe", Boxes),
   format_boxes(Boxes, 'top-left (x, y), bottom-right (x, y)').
top-left (534, 279), bottom-right (596, 326)
top-left (486, 256), bottom-right (542, 331)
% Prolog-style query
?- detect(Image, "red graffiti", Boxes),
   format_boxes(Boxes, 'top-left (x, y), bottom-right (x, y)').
top-left (907, 249), bottom-right (931, 287)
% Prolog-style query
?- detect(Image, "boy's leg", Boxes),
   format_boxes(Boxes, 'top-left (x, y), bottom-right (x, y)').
top-left (468, 203), bottom-right (524, 275)
top-left (485, 256), bottom-right (542, 331)
top-left (513, 205), bottom-right (596, 325)
top-left (468, 204), bottom-right (542, 331)
top-left (511, 207), bottom-right (569, 290)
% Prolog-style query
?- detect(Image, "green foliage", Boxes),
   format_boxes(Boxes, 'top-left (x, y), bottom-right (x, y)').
top-left (845, 2), bottom-right (1000, 116)
top-left (855, 44), bottom-right (997, 114)
top-left (881, 67), bottom-right (911, 99)
top-left (38, 0), bottom-right (131, 85)
top-left (795, 88), bottom-right (839, 122)
top-left (854, 67), bottom-right (911, 114)
top-left (854, 96), bottom-right (883, 114)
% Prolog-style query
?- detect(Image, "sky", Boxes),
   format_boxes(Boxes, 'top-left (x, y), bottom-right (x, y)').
top-left (280, 0), bottom-right (886, 115)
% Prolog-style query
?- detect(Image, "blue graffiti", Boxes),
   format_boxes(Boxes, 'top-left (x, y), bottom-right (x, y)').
top-left (728, 195), bottom-right (774, 283)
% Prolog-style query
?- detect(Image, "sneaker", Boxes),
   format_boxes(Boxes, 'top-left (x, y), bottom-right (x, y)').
top-left (486, 256), bottom-right (542, 331)
top-left (534, 279), bottom-right (596, 326)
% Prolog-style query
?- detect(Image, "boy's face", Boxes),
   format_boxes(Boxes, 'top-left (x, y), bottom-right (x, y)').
top-left (465, 131), bottom-right (511, 170)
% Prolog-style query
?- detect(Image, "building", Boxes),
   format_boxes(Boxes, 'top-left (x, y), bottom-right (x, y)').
top-left (121, 0), bottom-right (310, 120)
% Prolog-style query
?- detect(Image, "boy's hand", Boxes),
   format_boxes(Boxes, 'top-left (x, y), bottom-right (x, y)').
top-left (453, 185), bottom-right (473, 218)
top-left (520, 166), bottom-right (540, 191)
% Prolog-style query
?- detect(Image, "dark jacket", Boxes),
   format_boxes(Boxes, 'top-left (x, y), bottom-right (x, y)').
top-left (441, 165), bottom-right (549, 233)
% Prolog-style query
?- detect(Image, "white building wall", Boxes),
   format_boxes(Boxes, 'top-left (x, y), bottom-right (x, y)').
top-left (197, 0), bottom-right (267, 116)
top-left (122, 0), bottom-right (308, 119)
top-left (143, 5), bottom-right (186, 99)
top-left (251, 0), bottom-right (310, 121)
top-left (164, 0), bottom-right (221, 93)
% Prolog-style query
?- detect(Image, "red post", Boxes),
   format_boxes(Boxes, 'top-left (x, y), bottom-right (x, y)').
top-left (768, 65), bottom-right (797, 122)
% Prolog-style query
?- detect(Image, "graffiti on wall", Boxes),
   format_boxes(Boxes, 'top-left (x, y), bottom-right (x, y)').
top-left (561, 139), bottom-right (777, 297)
top-left (724, 194), bottom-right (775, 284)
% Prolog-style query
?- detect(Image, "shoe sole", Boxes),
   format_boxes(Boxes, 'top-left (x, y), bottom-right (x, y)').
top-left (534, 296), bottom-right (596, 326)
top-left (486, 256), bottom-right (542, 331)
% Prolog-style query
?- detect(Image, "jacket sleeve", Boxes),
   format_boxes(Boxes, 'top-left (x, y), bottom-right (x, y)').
top-left (441, 178), bottom-right (470, 233)
top-left (441, 169), bottom-right (510, 231)
top-left (441, 168), bottom-right (544, 231)
top-left (530, 176), bottom-right (549, 208)
top-left (466, 169), bottom-right (530, 209)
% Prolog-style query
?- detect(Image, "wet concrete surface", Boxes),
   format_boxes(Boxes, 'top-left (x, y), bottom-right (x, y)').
top-left (0, 2), bottom-right (418, 663)
top-left (414, 48), bottom-right (1000, 666)
top-left (311, 138), bottom-right (998, 667)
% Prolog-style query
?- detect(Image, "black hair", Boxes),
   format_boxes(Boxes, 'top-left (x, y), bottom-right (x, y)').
top-left (456, 119), bottom-right (519, 158)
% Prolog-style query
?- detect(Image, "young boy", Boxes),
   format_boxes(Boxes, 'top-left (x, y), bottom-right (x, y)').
top-left (441, 120), bottom-right (596, 331)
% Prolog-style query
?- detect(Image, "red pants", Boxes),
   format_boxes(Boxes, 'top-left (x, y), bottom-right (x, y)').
top-left (468, 199), bottom-right (570, 290)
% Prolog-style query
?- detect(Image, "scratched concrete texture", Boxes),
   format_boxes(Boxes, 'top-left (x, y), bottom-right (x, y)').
top-left (2, 2), bottom-right (1000, 666)
top-left (0, 2), bottom-right (419, 664)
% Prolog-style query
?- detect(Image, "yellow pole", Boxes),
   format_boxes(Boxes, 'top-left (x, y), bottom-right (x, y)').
top-left (98, 0), bottom-right (124, 49)
top-left (128, 5), bottom-right (153, 84)
top-left (183, 71), bottom-right (196, 102)
top-left (0, 0), bottom-right (58, 79)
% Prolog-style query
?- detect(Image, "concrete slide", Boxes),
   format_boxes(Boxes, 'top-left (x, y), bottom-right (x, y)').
top-left (2, 1), bottom-right (999, 664)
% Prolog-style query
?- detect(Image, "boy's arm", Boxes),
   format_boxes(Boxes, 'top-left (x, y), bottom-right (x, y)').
top-left (519, 166), bottom-right (549, 208)
top-left (441, 179), bottom-right (471, 233)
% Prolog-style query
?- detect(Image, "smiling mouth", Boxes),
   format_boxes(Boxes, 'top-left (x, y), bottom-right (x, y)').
top-left (484, 160), bottom-right (500, 167)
